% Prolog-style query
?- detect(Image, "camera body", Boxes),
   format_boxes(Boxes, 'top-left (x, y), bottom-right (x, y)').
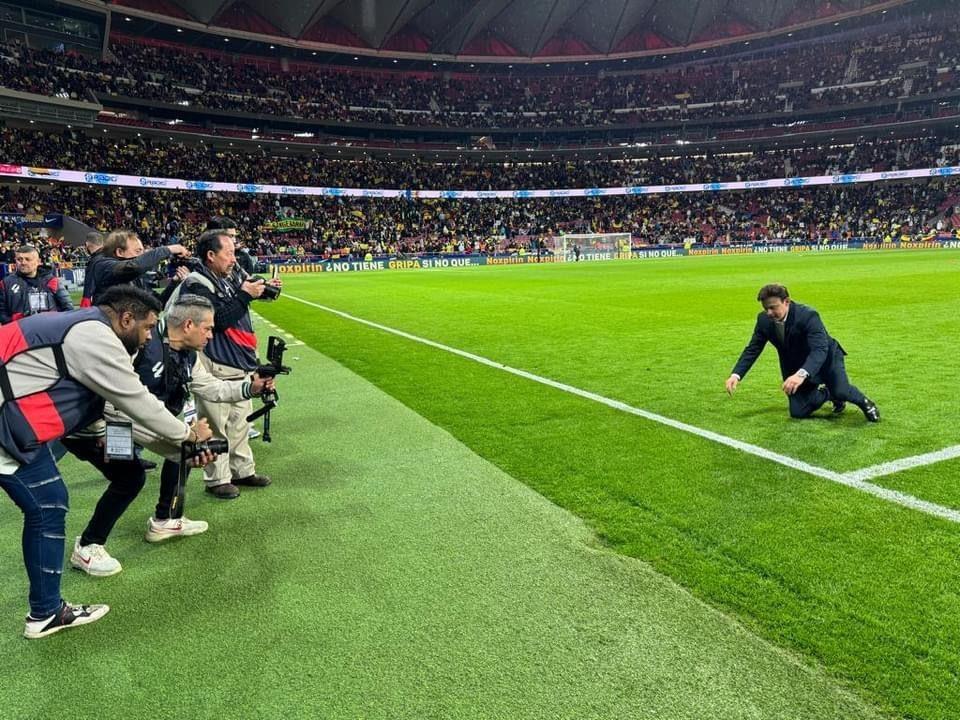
top-left (169, 255), bottom-right (204, 277)
top-left (251, 276), bottom-right (281, 300)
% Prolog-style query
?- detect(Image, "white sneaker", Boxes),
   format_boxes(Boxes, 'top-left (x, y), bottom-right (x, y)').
top-left (145, 516), bottom-right (209, 543)
top-left (24, 601), bottom-right (110, 639)
top-left (70, 538), bottom-right (122, 577)
top-left (248, 427), bottom-right (261, 439)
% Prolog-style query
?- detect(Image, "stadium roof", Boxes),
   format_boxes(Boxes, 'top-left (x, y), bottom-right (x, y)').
top-left (109, 0), bottom-right (912, 59)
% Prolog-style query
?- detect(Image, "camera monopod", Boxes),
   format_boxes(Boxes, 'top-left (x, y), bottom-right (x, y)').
top-left (170, 444), bottom-right (190, 518)
top-left (246, 335), bottom-right (291, 443)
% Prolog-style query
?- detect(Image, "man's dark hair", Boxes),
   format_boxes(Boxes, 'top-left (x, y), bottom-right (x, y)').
top-left (757, 284), bottom-right (790, 302)
top-left (98, 285), bottom-right (162, 319)
top-left (85, 231), bottom-right (103, 248)
top-left (205, 217), bottom-right (237, 231)
top-left (196, 229), bottom-right (230, 266)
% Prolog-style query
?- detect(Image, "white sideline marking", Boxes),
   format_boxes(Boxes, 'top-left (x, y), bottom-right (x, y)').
top-left (845, 445), bottom-right (960, 482)
top-left (283, 294), bottom-right (960, 524)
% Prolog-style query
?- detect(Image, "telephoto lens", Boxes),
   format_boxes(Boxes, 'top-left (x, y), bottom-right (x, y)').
top-left (183, 438), bottom-right (229, 459)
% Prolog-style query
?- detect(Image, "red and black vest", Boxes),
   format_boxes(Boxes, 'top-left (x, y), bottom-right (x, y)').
top-left (0, 309), bottom-right (109, 464)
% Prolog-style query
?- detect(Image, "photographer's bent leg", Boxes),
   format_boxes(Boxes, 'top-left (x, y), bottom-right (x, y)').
top-left (0, 448), bottom-right (68, 617)
top-left (196, 354), bottom-right (256, 487)
top-left (195, 393), bottom-right (232, 487)
top-left (227, 397), bottom-right (255, 480)
top-left (63, 437), bottom-right (146, 546)
top-left (155, 460), bottom-right (182, 520)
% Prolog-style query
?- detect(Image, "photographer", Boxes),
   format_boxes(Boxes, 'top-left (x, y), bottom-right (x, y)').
top-left (167, 229), bottom-right (281, 499)
top-left (64, 294), bottom-right (275, 576)
top-left (86, 230), bottom-right (191, 305)
top-left (0, 244), bottom-right (73, 323)
top-left (79, 231), bottom-right (103, 308)
top-left (0, 286), bottom-right (212, 639)
top-left (206, 217), bottom-right (257, 274)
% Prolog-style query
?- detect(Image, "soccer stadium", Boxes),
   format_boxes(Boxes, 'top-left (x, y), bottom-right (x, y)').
top-left (0, 0), bottom-right (959, 717)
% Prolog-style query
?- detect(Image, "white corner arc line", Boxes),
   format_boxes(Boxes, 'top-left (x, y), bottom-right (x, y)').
top-left (282, 294), bottom-right (960, 524)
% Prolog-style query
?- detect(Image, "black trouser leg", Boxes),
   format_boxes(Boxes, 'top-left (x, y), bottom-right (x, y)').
top-left (788, 383), bottom-right (830, 418)
top-left (155, 460), bottom-right (184, 520)
top-left (62, 438), bottom-right (146, 546)
top-left (821, 354), bottom-right (867, 408)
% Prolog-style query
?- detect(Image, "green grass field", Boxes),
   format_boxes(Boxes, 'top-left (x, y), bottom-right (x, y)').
top-left (1, 249), bottom-right (958, 719)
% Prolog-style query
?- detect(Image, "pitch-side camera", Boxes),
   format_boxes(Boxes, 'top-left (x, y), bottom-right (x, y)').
top-left (182, 438), bottom-right (228, 459)
top-left (251, 276), bottom-right (281, 300)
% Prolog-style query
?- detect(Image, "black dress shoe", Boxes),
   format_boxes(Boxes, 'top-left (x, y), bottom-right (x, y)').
top-left (139, 458), bottom-right (158, 471)
top-left (205, 483), bottom-right (240, 499)
top-left (831, 401), bottom-right (846, 415)
top-left (233, 473), bottom-right (272, 487)
top-left (861, 398), bottom-right (880, 423)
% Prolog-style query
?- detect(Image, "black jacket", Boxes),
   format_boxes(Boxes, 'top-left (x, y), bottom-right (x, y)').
top-left (731, 302), bottom-right (846, 382)
top-left (0, 271), bottom-right (73, 323)
top-left (85, 246), bottom-right (173, 306)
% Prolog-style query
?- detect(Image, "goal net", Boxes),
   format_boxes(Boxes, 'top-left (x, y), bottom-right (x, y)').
top-left (549, 233), bottom-right (632, 262)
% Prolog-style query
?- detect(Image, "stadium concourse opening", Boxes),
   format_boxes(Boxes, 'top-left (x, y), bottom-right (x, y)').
top-left (1, 0), bottom-right (960, 719)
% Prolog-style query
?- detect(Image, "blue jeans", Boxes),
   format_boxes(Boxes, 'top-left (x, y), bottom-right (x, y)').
top-left (0, 447), bottom-right (67, 618)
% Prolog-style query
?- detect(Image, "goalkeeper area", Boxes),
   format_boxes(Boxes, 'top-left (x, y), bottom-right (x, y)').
top-left (550, 232), bottom-right (632, 261)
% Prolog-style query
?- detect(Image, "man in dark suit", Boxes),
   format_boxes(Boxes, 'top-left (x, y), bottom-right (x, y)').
top-left (725, 283), bottom-right (879, 422)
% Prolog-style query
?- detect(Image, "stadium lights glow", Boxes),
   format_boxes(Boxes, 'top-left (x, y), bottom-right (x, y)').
top-left (178, 100), bottom-right (190, 106)
top-left (269, 45), bottom-right (275, 49)
top-left (224, 38), bottom-right (229, 42)
top-left (676, 139), bottom-right (690, 145)
top-left (251, 134), bottom-right (259, 139)
top-left (124, 17), bottom-right (131, 22)
top-left (176, 28), bottom-right (182, 33)
top-left (293, 132), bottom-right (314, 138)
top-left (166, 119), bottom-right (183, 125)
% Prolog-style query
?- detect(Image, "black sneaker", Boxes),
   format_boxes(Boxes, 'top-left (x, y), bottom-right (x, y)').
top-left (861, 398), bottom-right (880, 423)
top-left (832, 401), bottom-right (846, 415)
top-left (139, 458), bottom-right (158, 471)
top-left (24, 601), bottom-right (109, 639)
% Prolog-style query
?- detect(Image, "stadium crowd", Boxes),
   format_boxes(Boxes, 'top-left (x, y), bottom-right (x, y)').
top-left (2, 171), bottom-right (956, 261)
top-left (0, 14), bottom-right (958, 130)
top-left (2, 126), bottom-right (958, 190)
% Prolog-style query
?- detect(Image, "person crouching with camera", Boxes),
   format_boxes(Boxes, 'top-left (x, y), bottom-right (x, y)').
top-left (165, 229), bottom-right (281, 499)
top-left (63, 294), bottom-right (275, 574)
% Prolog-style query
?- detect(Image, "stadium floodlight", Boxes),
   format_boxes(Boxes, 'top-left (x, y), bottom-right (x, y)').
top-left (550, 233), bottom-right (632, 262)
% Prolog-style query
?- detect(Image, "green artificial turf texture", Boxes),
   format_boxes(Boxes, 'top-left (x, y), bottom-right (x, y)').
top-left (0, 320), bottom-right (881, 720)
top-left (239, 249), bottom-right (960, 719)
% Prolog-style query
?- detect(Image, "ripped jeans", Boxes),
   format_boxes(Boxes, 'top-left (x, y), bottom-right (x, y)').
top-left (0, 447), bottom-right (67, 618)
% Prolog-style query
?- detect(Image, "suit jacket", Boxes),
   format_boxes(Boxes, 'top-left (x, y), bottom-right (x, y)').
top-left (731, 302), bottom-right (846, 383)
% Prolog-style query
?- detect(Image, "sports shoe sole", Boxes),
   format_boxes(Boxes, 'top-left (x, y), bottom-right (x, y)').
top-left (145, 523), bottom-right (209, 544)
